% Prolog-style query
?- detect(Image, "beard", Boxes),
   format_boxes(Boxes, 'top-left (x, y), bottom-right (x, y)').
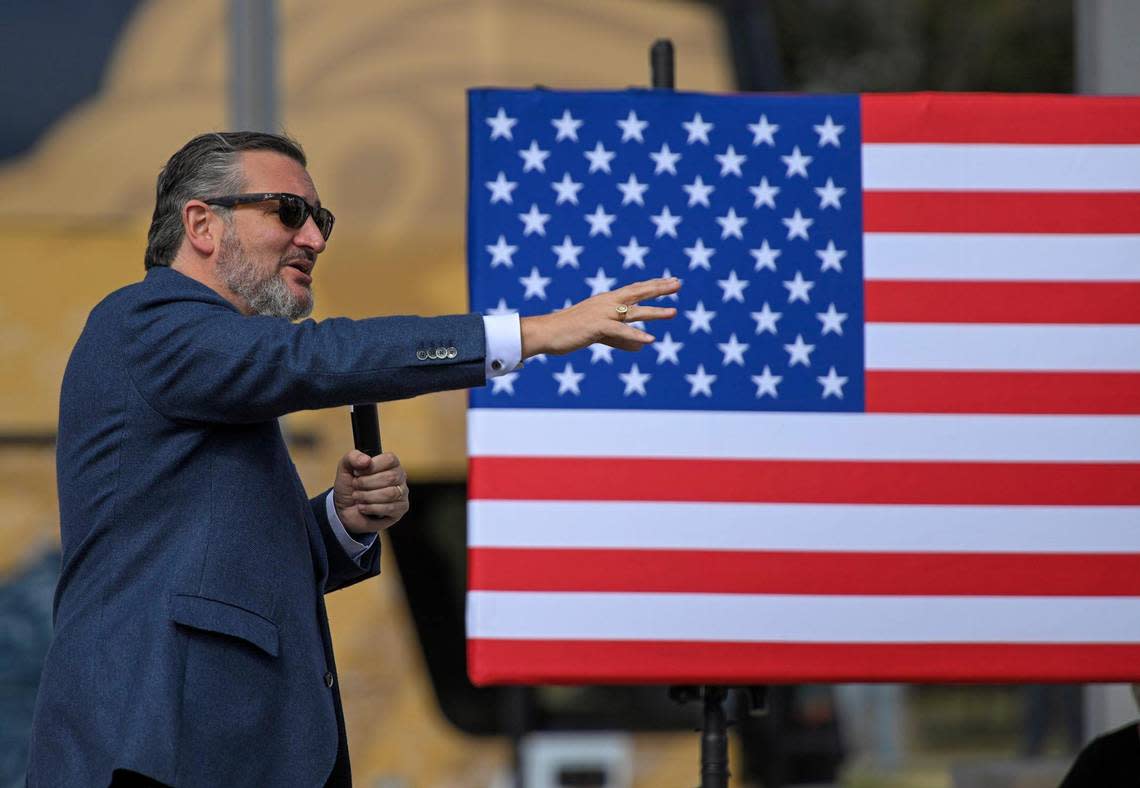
top-left (216, 229), bottom-right (314, 321)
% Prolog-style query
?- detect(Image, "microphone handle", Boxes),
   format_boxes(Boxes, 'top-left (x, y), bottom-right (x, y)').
top-left (350, 404), bottom-right (382, 457)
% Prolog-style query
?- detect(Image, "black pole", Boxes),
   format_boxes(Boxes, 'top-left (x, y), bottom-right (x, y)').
top-left (700, 687), bottom-right (730, 788)
top-left (651, 39), bottom-right (675, 89)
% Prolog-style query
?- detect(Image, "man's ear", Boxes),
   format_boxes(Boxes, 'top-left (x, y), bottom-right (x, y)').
top-left (183, 200), bottom-right (220, 256)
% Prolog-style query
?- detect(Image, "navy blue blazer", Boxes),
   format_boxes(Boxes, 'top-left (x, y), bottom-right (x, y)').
top-left (28, 266), bottom-right (486, 786)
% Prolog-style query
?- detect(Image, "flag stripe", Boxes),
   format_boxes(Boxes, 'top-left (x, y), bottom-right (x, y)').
top-left (467, 591), bottom-right (1140, 642)
top-left (863, 234), bottom-right (1140, 281)
top-left (866, 370), bottom-right (1140, 414)
top-left (469, 640), bottom-right (1140, 684)
top-left (864, 281), bottom-right (1140, 324)
top-left (861, 93), bottom-right (1140, 144)
top-left (865, 324), bottom-right (1140, 371)
top-left (862, 144), bottom-right (1140, 191)
top-left (863, 192), bottom-right (1140, 234)
top-left (469, 411), bottom-right (1140, 461)
top-left (469, 457), bottom-right (1140, 505)
top-left (468, 501), bottom-right (1140, 553)
top-left (469, 548), bottom-right (1140, 596)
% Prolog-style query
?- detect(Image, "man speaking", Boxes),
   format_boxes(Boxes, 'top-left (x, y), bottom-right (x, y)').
top-left (27, 132), bottom-right (679, 787)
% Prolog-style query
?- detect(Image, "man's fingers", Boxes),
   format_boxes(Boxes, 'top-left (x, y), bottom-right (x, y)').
top-left (353, 484), bottom-right (407, 504)
top-left (625, 305), bottom-right (676, 323)
top-left (353, 468), bottom-right (406, 491)
top-left (614, 277), bottom-right (680, 304)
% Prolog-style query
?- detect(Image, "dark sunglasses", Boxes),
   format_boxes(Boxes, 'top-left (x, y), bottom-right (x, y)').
top-left (203, 192), bottom-right (335, 240)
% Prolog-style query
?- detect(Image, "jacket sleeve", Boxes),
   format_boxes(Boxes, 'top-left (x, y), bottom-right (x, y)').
top-left (310, 491), bottom-right (381, 594)
top-left (120, 289), bottom-right (486, 423)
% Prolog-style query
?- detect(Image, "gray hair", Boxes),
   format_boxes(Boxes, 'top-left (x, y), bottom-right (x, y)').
top-left (144, 131), bottom-right (306, 270)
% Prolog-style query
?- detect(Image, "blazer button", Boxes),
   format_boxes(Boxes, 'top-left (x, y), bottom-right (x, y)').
top-left (447, 346), bottom-right (458, 358)
top-left (324, 671), bottom-right (335, 688)
top-left (436, 347), bottom-right (447, 358)
top-left (416, 349), bottom-right (427, 361)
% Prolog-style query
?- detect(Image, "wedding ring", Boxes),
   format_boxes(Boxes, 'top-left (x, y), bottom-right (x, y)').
top-left (615, 304), bottom-right (630, 321)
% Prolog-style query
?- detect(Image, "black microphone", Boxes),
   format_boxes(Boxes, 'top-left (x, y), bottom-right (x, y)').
top-left (349, 403), bottom-right (382, 457)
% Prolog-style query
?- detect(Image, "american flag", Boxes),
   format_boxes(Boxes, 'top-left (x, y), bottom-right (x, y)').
top-left (464, 88), bottom-right (1140, 684)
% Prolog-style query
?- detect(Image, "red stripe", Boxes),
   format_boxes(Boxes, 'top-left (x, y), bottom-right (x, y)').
top-left (866, 371), bottom-right (1140, 414)
top-left (865, 280), bottom-right (1140, 324)
top-left (469, 548), bottom-right (1140, 596)
top-left (468, 457), bottom-right (1140, 505)
top-left (861, 93), bottom-right (1140, 144)
top-left (469, 640), bottom-right (1140, 684)
top-left (863, 192), bottom-right (1140, 234)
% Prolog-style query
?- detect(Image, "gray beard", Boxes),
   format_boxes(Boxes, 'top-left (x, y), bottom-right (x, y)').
top-left (216, 230), bottom-right (313, 321)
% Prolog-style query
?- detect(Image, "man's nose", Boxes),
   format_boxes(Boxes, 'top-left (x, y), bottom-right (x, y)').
top-left (295, 216), bottom-right (326, 254)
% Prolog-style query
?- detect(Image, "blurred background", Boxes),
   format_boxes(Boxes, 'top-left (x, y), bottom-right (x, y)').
top-left (1, 1), bottom-right (1137, 786)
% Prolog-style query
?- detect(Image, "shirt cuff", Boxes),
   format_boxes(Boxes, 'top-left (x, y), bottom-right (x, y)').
top-left (483, 312), bottom-right (522, 377)
top-left (325, 490), bottom-right (377, 560)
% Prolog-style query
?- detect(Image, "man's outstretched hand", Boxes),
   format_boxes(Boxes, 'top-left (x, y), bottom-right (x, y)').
top-left (332, 450), bottom-right (409, 534)
top-left (520, 276), bottom-right (680, 358)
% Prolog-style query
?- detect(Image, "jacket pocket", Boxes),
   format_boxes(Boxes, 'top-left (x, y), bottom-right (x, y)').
top-left (169, 593), bottom-right (279, 657)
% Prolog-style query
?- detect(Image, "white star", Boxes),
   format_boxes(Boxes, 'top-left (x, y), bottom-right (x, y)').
top-left (658, 268), bottom-right (681, 301)
top-left (584, 141), bottom-right (616, 174)
top-left (717, 333), bottom-right (749, 366)
top-left (650, 206), bottom-right (682, 238)
top-left (784, 334), bottom-right (816, 367)
top-left (490, 371), bottom-right (519, 395)
top-left (486, 235), bottom-right (518, 268)
top-left (750, 239), bottom-right (781, 272)
top-left (816, 240), bottom-right (847, 272)
top-left (519, 267), bottom-right (551, 300)
top-left (818, 366), bottom-right (849, 398)
top-left (814, 178), bottom-right (846, 210)
top-left (589, 343), bottom-right (614, 364)
top-left (751, 366), bottom-right (782, 398)
top-left (584, 204), bottom-right (616, 237)
top-left (684, 300), bottom-right (716, 334)
top-left (683, 175), bottom-right (715, 207)
top-left (747, 114), bottom-right (779, 146)
top-left (551, 109), bottom-right (583, 142)
top-left (782, 208), bottom-right (813, 241)
top-left (618, 237), bottom-right (650, 269)
top-left (748, 177), bottom-right (780, 209)
top-left (486, 171), bottom-right (518, 204)
top-left (715, 145), bottom-right (747, 177)
top-left (617, 110), bottom-right (648, 143)
top-left (814, 115), bottom-right (845, 147)
top-left (684, 238), bottom-right (715, 270)
top-left (616, 174), bottom-right (649, 206)
top-left (716, 207), bottom-right (747, 240)
top-left (486, 107), bottom-right (517, 140)
top-left (486, 298), bottom-right (516, 316)
top-left (619, 363), bottom-right (652, 396)
top-left (783, 270), bottom-right (815, 303)
top-left (519, 203), bottom-right (551, 236)
top-left (717, 270), bottom-right (749, 303)
top-left (683, 112), bottom-right (714, 144)
top-left (553, 362), bottom-right (585, 395)
top-left (519, 140), bottom-right (551, 172)
top-left (584, 267), bottom-right (617, 295)
top-left (685, 364), bottom-right (717, 397)
top-left (653, 332), bottom-right (684, 364)
top-left (750, 302), bottom-right (782, 334)
top-left (552, 236), bottom-right (583, 268)
top-left (650, 143), bottom-right (681, 175)
top-left (551, 172), bottom-right (584, 205)
top-left (817, 302), bottom-right (849, 336)
top-left (781, 146), bottom-right (813, 178)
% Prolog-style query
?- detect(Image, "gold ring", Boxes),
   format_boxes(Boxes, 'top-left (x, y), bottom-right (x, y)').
top-left (615, 304), bottom-right (630, 321)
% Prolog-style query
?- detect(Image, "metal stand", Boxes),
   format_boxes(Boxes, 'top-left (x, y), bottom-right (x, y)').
top-left (669, 686), bottom-right (768, 788)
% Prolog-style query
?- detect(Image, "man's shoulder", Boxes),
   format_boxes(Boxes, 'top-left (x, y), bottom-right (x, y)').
top-left (89, 267), bottom-right (233, 323)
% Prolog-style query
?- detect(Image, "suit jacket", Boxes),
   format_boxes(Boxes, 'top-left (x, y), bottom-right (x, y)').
top-left (27, 266), bottom-right (486, 787)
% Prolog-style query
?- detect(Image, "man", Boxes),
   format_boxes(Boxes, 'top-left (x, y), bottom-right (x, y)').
top-left (27, 131), bottom-right (678, 787)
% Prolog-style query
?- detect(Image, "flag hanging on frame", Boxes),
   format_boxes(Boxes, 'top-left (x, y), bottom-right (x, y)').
top-left (465, 88), bottom-right (1140, 684)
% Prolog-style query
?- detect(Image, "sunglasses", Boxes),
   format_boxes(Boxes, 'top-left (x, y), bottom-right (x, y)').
top-left (203, 192), bottom-right (335, 241)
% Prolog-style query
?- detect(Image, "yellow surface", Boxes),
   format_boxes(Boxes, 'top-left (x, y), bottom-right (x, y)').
top-left (0, 0), bottom-right (732, 784)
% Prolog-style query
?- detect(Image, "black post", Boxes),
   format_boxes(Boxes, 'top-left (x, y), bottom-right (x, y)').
top-left (651, 39), bottom-right (675, 89)
top-left (700, 687), bottom-right (730, 788)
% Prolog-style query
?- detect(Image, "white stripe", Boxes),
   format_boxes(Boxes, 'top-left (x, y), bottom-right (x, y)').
top-left (467, 591), bottom-right (1140, 643)
top-left (866, 324), bottom-right (1140, 371)
top-left (468, 501), bottom-right (1140, 553)
top-left (864, 234), bottom-right (1140, 281)
top-left (862, 143), bottom-right (1140, 191)
top-left (468, 410), bottom-right (1140, 461)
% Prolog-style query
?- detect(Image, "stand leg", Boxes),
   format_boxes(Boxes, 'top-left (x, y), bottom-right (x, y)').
top-left (700, 686), bottom-right (730, 788)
